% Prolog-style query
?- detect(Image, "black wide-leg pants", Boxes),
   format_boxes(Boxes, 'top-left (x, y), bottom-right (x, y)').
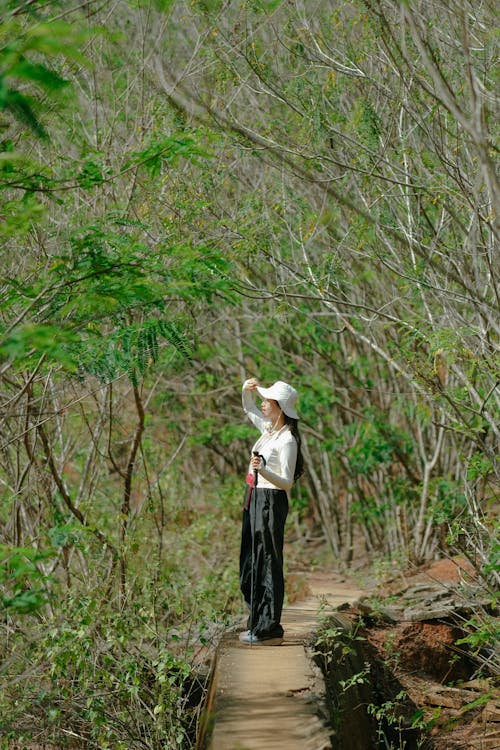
top-left (239, 487), bottom-right (288, 639)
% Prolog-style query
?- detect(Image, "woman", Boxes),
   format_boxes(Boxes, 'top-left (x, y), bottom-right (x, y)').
top-left (239, 377), bottom-right (304, 645)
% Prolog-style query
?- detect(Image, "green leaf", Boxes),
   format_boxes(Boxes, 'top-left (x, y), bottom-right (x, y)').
top-left (23, 22), bottom-right (92, 63)
top-left (9, 59), bottom-right (69, 91)
top-left (129, 134), bottom-right (212, 176)
top-left (1, 588), bottom-right (47, 614)
top-left (159, 320), bottom-right (193, 362)
top-left (77, 160), bottom-right (105, 188)
top-left (1, 87), bottom-right (47, 138)
top-left (48, 524), bottom-right (81, 548)
top-left (0, 323), bottom-right (80, 368)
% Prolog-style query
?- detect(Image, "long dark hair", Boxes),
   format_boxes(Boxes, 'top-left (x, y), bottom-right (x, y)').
top-left (283, 413), bottom-right (304, 480)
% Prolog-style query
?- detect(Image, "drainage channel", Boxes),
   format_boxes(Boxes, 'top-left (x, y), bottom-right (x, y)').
top-left (313, 613), bottom-right (434, 750)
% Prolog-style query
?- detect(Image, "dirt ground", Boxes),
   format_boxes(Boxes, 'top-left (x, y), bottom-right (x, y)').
top-left (357, 557), bottom-right (500, 750)
top-left (283, 529), bottom-right (499, 749)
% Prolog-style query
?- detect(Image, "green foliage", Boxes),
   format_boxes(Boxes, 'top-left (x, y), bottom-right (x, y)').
top-left (455, 611), bottom-right (500, 675)
top-left (129, 133), bottom-right (212, 176)
top-left (246, 0), bottom-right (284, 13)
top-left (346, 421), bottom-right (397, 475)
top-left (47, 520), bottom-right (83, 549)
top-left (79, 317), bottom-right (193, 384)
top-left (427, 479), bottom-right (466, 524)
top-left (195, 0), bottom-right (225, 13)
top-left (367, 690), bottom-right (411, 747)
top-left (314, 618), bottom-right (367, 667)
top-left (0, 545), bottom-right (52, 614)
top-left (0, 471), bottom-right (242, 747)
top-left (466, 452), bottom-right (494, 482)
top-left (0, 206), bottom-right (235, 382)
top-left (339, 664), bottom-right (371, 692)
top-left (0, 595), bottom-right (194, 748)
top-left (0, 15), bottom-right (89, 137)
top-left (0, 323), bottom-right (79, 368)
top-left (138, 0), bottom-right (176, 12)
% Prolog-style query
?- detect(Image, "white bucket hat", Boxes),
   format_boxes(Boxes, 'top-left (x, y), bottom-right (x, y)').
top-left (256, 381), bottom-right (299, 420)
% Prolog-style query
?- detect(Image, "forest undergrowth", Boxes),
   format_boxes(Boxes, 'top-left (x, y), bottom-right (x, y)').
top-left (1, 471), bottom-right (245, 750)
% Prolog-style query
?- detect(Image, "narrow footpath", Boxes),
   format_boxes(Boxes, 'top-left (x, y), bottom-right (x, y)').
top-left (206, 572), bottom-right (365, 750)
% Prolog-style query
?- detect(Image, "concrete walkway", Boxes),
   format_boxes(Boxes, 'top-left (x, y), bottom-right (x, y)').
top-left (206, 572), bottom-right (364, 750)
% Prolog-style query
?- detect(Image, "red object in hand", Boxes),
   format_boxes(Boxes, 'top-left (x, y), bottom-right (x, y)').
top-left (244, 472), bottom-right (255, 510)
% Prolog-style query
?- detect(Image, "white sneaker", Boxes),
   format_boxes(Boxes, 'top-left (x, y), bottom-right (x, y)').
top-left (239, 631), bottom-right (284, 646)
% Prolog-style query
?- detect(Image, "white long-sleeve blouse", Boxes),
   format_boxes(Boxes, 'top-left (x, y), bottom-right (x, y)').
top-left (242, 383), bottom-right (298, 493)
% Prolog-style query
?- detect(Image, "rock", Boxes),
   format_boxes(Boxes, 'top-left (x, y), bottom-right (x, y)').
top-left (461, 678), bottom-right (493, 692)
top-left (422, 591), bottom-right (457, 604)
top-left (353, 597), bottom-right (371, 612)
top-left (379, 606), bottom-right (401, 622)
top-left (404, 583), bottom-right (445, 597)
top-left (403, 606), bottom-right (455, 621)
top-left (420, 686), bottom-right (480, 710)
